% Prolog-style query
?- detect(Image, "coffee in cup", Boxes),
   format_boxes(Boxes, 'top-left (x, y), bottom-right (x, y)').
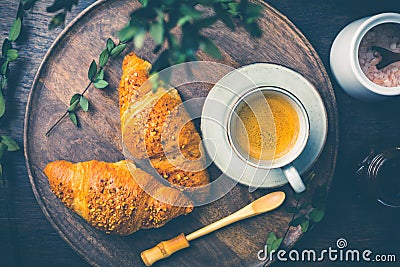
top-left (228, 86), bottom-right (309, 193)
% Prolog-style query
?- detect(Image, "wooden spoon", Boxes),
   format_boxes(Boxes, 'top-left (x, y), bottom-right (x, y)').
top-left (140, 191), bottom-right (286, 266)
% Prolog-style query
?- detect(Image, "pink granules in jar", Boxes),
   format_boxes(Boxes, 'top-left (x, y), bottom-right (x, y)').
top-left (358, 23), bottom-right (400, 87)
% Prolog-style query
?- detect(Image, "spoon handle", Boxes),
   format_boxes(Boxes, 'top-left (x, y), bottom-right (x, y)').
top-left (372, 46), bottom-right (400, 70)
top-left (140, 191), bottom-right (285, 266)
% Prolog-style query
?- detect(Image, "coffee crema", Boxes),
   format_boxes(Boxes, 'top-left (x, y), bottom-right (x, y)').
top-left (233, 91), bottom-right (300, 161)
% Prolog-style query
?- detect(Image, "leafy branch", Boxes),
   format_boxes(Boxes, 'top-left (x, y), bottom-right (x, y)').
top-left (119, 0), bottom-right (263, 74)
top-left (46, 0), bottom-right (263, 134)
top-left (1, 0), bottom-right (80, 177)
top-left (1, 3), bottom-right (25, 118)
top-left (45, 0), bottom-right (79, 30)
top-left (45, 38), bottom-right (127, 135)
top-left (1, 0), bottom-right (80, 117)
top-left (264, 172), bottom-right (328, 257)
top-left (20, 0), bottom-right (80, 29)
top-left (0, 2), bottom-right (29, 177)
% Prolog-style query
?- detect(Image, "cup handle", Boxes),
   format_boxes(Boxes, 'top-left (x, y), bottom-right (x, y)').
top-left (281, 164), bottom-right (306, 193)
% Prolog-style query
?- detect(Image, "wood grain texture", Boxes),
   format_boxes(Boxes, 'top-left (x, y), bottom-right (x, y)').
top-left (23, 0), bottom-right (336, 266)
top-left (2, 0), bottom-right (400, 267)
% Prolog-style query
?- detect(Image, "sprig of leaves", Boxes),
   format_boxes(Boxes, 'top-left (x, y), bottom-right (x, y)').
top-left (1, 3), bottom-right (25, 118)
top-left (45, 38), bottom-right (126, 135)
top-left (119, 0), bottom-right (263, 74)
top-left (20, 0), bottom-right (78, 29)
top-left (288, 173), bottom-right (327, 234)
top-left (0, 0), bottom-right (79, 181)
top-left (0, 135), bottom-right (20, 181)
top-left (45, 0), bottom-right (79, 29)
top-left (266, 232), bottom-right (283, 255)
top-left (45, 0), bottom-right (263, 134)
top-left (263, 172), bottom-right (328, 258)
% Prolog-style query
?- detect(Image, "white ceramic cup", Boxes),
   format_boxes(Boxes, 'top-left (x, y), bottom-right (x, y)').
top-left (227, 86), bottom-right (309, 193)
top-left (330, 12), bottom-right (400, 101)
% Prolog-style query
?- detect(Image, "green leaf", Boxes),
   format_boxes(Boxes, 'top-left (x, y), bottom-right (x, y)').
top-left (1, 136), bottom-right (20, 151)
top-left (266, 232), bottom-right (277, 247)
top-left (99, 49), bottom-right (109, 67)
top-left (179, 5), bottom-right (202, 20)
top-left (17, 2), bottom-right (24, 19)
top-left (7, 49), bottom-right (18, 61)
top-left (227, 2), bottom-right (239, 16)
top-left (88, 60), bottom-right (97, 81)
top-left (177, 15), bottom-right (193, 27)
top-left (0, 143), bottom-right (6, 159)
top-left (70, 93), bottom-right (81, 105)
top-left (309, 208), bottom-right (325, 223)
top-left (271, 237), bottom-right (283, 252)
top-left (110, 44), bottom-right (126, 57)
top-left (46, 0), bottom-right (67, 13)
top-left (139, 0), bottom-right (148, 7)
top-left (96, 69), bottom-right (104, 80)
top-left (200, 37), bottom-right (222, 59)
top-left (118, 25), bottom-right (136, 43)
top-left (153, 45), bottom-right (162, 54)
top-left (9, 18), bottom-right (22, 42)
top-left (305, 171), bottom-right (316, 185)
top-left (79, 96), bottom-right (89, 112)
top-left (2, 39), bottom-right (12, 58)
top-left (106, 38), bottom-right (115, 52)
top-left (23, 0), bottom-right (38, 10)
top-left (68, 98), bottom-right (79, 111)
top-left (266, 232), bottom-right (277, 254)
top-left (193, 17), bottom-right (218, 30)
top-left (150, 50), bottom-right (170, 73)
top-left (49, 12), bottom-right (65, 30)
top-left (244, 22), bottom-right (262, 37)
top-left (0, 92), bottom-right (5, 117)
top-left (69, 112), bottom-right (78, 126)
top-left (1, 76), bottom-right (7, 90)
top-left (93, 79), bottom-right (108, 89)
top-left (150, 22), bottom-right (164, 45)
top-left (134, 29), bottom-right (146, 49)
top-left (214, 4), bottom-right (235, 30)
top-left (300, 219), bottom-right (310, 233)
top-left (0, 61), bottom-right (8, 76)
top-left (290, 214), bottom-right (307, 227)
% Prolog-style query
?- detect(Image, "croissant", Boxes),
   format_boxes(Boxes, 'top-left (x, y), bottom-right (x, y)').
top-left (44, 160), bottom-right (193, 236)
top-left (44, 53), bottom-right (210, 236)
top-left (119, 53), bottom-right (210, 191)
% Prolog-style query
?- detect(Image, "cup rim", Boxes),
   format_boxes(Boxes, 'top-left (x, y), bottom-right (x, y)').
top-left (351, 12), bottom-right (400, 95)
top-left (227, 86), bottom-right (310, 169)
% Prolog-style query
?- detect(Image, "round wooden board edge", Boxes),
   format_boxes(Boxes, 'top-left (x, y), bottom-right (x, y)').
top-left (23, 0), bottom-right (339, 266)
top-left (24, 1), bottom-right (109, 266)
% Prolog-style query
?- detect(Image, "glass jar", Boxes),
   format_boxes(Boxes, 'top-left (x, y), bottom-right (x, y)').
top-left (356, 146), bottom-right (400, 208)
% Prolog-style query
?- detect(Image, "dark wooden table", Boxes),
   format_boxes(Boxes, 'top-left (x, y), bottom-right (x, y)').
top-left (1, 0), bottom-right (400, 266)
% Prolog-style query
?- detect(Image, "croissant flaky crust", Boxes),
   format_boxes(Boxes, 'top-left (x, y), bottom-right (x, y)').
top-left (120, 53), bottom-right (210, 191)
top-left (44, 53), bottom-right (210, 236)
top-left (44, 160), bottom-right (193, 236)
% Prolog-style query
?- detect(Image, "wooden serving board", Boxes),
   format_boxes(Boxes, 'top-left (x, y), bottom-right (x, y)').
top-left (24, 0), bottom-right (338, 266)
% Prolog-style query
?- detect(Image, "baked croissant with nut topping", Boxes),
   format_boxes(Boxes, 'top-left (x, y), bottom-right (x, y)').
top-left (44, 160), bottom-right (193, 235)
top-left (119, 53), bottom-right (210, 193)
